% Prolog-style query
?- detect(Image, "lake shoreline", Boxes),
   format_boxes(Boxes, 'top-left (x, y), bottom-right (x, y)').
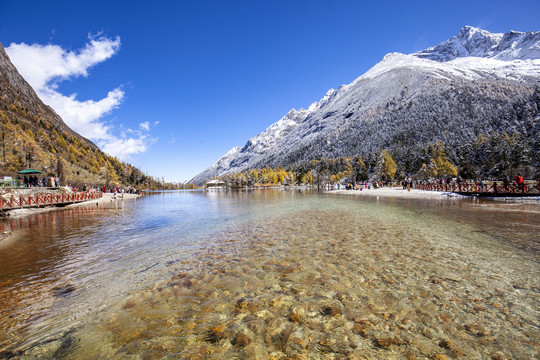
top-left (328, 187), bottom-right (540, 203)
top-left (328, 187), bottom-right (463, 199)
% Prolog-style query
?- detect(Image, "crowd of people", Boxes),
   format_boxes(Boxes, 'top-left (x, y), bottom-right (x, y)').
top-left (502, 173), bottom-right (526, 192)
top-left (16, 175), bottom-right (59, 187)
top-left (338, 173), bottom-right (537, 193)
top-left (12, 175), bottom-right (142, 195)
top-left (100, 185), bottom-right (141, 195)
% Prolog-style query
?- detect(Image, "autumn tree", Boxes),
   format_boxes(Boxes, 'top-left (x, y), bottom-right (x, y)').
top-left (104, 161), bottom-right (119, 187)
top-left (351, 155), bottom-right (368, 182)
top-left (375, 150), bottom-right (397, 183)
top-left (423, 142), bottom-right (458, 179)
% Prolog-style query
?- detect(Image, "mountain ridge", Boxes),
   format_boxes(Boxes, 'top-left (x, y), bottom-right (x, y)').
top-left (0, 43), bottom-right (99, 152)
top-left (414, 26), bottom-right (540, 61)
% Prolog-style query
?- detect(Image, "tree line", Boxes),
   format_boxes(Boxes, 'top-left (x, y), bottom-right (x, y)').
top-left (212, 141), bottom-right (461, 187)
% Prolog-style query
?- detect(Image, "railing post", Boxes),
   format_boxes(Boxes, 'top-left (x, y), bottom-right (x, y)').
top-left (493, 182), bottom-right (497, 194)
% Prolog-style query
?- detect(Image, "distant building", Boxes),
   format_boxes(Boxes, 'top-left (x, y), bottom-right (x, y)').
top-left (206, 179), bottom-right (225, 188)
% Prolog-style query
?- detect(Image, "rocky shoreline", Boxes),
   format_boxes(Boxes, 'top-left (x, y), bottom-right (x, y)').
top-left (329, 187), bottom-right (463, 199)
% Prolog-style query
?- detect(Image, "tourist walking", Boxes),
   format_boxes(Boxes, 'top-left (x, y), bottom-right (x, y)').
top-left (516, 173), bottom-right (524, 192)
top-left (503, 176), bottom-right (510, 191)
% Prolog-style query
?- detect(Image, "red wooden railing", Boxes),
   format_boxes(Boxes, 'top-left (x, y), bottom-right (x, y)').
top-left (414, 182), bottom-right (540, 196)
top-left (0, 191), bottom-right (103, 211)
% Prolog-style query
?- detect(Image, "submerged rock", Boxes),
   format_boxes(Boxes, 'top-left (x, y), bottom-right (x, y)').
top-left (52, 283), bottom-right (76, 297)
top-left (231, 333), bottom-right (252, 347)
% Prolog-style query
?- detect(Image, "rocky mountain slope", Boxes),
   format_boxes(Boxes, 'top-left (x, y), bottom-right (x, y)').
top-left (0, 43), bottom-right (98, 149)
top-left (191, 26), bottom-right (540, 184)
top-left (0, 43), bottom-right (150, 187)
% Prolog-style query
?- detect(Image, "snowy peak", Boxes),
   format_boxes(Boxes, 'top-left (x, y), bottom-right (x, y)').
top-left (414, 26), bottom-right (540, 62)
top-left (307, 88), bottom-right (338, 112)
top-left (205, 146), bottom-right (241, 173)
top-left (238, 89), bottom-right (341, 156)
top-left (494, 30), bottom-right (540, 60)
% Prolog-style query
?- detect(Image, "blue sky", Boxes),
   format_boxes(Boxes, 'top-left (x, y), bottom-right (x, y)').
top-left (1, 0), bottom-right (539, 182)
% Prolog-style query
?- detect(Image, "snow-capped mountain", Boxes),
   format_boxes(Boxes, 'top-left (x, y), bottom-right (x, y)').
top-left (190, 27), bottom-right (540, 184)
top-left (415, 26), bottom-right (540, 61)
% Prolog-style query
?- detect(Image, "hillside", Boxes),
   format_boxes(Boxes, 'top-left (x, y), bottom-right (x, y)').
top-left (0, 42), bottom-right (157, 188)
top-left (191, 27), bottom-right (540, 184)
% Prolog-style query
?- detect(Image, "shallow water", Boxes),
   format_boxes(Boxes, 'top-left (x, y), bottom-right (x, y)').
top-left (0, 190), bottom-right (538, 359)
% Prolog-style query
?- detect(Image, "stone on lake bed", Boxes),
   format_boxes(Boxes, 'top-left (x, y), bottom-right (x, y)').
top-left (204, 323), bottom-right (228, 343)
top-left (51, 283), bottom-right (76, 297)
top-left (122, 300), bottom-right (136, 309)
top-left (432, 354), bottom-right (449, 360)
top-left (231, 333), bottom-right (252, 347)
top-left (319, 300), bottom-right (344, 317)
top-left (234, 296), bottom-right (259, 313)
top-left (289, 306), bottom-right (306, 324)
top-left (352, 320), bottom-right (374, 337)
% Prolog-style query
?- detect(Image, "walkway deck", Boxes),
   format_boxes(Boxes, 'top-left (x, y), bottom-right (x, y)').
top-left (0, 191), bottom-right (103, 211)
top-left (414, 182), bottom-right (540, 197)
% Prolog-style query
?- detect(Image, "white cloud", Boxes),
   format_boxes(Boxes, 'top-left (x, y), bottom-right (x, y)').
top-left (7, 34), bottom-right (121, 90)
top-left (139, 122), bottom-right (150, 131)
top-left (100, 136), bottom-right (148, 160)
top-left (6, 35), bottom-right (151, 159)
top-left (40, 87), bottom-right (123, 139)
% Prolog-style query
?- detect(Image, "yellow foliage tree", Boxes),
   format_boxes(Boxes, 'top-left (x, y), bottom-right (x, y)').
top-left (105, 161), bottom-right (119, 185)
top-left (306, 171), bottom-right (313, 184)
top-left (429, 155), bottom-right (457, 178)
top-left (376, 150), bottom-right (397, 182)
top-left (427, 143), bottom-right (457, 178)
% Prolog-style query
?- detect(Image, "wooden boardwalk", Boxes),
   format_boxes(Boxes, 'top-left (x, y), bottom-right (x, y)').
top-left (414, 182), bottom-right (540, 197)
top-left (0, 191), bottom-right (103, 211)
